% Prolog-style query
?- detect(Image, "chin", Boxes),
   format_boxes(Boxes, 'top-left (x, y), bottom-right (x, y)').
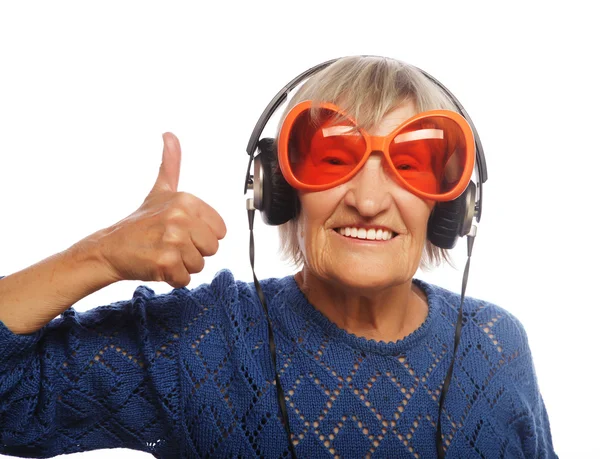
top-left (304, 243), bottom-right (419, 291)
top-left (329, 265), bottom-right (410, 292)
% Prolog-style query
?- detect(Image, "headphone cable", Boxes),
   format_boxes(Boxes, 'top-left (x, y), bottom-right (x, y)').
top-left (247, 203), bottom-right (298, 459)
top-left (436, 228), bottom-right (476, 458)
top-left (248, 197), bottom-right (476, 458)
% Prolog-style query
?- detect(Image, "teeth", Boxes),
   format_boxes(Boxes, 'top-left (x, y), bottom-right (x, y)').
top-left (336, 227), bottom-right (394, 241)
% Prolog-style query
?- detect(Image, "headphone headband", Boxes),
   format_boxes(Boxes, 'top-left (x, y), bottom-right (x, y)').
top-left (245, 56), bottom-right (488, 222)
top-left (245, 59), bottom-right (337, 157)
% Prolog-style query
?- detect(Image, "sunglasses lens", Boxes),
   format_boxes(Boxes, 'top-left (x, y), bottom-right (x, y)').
top-left (287, 108), bottom-right (366, 186)
top-left (282, 105), bottom-right (471, 197)
top-left (389, 116), bottom-right (468, 195)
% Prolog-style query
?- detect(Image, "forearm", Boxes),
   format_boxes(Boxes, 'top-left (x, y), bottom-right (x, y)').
top-left (0, 231), bottom-right (117, 335)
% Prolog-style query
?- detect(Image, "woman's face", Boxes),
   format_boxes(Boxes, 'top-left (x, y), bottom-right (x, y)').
top-left (296, 100), bottom-right (435, 291)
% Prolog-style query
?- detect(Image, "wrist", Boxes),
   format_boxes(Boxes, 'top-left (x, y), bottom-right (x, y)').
top-left (69, 229), bottom-right (122, 287)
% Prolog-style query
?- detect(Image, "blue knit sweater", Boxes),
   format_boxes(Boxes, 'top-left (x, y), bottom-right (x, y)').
top-left (0, 270), bottom-right (556, 458)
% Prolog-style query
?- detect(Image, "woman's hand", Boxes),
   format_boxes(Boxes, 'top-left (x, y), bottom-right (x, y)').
top-left (92, 132), bottom-right (227, 289)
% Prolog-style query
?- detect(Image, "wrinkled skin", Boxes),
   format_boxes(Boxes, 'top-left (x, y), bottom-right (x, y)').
top-left (294, 100), bottom-right (433, 342)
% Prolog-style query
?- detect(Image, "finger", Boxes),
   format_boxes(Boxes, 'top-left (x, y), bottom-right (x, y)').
top-left (189, 223), bottom-right (220, 257)
top-left (150, 132), bottom-right (182, 195)
top-left (170, 192), bottom-right (227, 241)
top-left (180, 239), bottom-right (206, 274)
top-left (196, 200), bottom-right (227, 240)
top-left (163, 253), bottom-right (192, 289)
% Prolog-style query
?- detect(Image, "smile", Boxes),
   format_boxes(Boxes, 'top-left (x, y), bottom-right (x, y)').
top-left (334, 227), bottom-right (398, 241)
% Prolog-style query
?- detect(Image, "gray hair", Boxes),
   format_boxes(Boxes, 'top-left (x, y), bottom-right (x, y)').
top-left (276, 56), bottom-right (461, 271)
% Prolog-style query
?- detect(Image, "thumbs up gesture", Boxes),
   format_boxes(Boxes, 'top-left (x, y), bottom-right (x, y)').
top-left (93, 133), bottom-right (227, 288)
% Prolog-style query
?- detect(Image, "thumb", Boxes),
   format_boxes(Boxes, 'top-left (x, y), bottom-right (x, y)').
top-left (150, 132), bottom-right (182, 194)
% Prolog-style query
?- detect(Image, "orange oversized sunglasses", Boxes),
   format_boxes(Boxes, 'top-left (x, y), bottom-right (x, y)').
top-left (277, 101), bottom-right (476, 202)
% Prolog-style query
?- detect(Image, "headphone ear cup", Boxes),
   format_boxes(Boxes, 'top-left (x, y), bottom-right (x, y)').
top-left (427, 181), bottom-right (476, 249)
top-left (255, 138), bottom-right (298, 226)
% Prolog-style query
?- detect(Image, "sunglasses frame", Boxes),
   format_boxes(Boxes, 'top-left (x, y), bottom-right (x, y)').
top-left (278, 100), bottom-right (476, 202)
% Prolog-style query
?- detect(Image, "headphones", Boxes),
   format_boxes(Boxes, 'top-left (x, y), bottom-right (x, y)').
top-left (244, 57), bottom-right (488, 250)
top-left (244, 59), bottom-right (487, 249)
top-left (243, 57), bottom-right (490, 458)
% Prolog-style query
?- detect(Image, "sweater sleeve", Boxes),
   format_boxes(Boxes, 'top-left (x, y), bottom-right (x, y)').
top-left (0, 275), bottom-right (203, 457)
top-left (508, 314), bottom-right (558, 458)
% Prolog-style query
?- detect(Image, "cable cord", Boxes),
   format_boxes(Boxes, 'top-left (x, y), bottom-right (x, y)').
top-left (436, 234), bottom-right (475, 458)
top-left (247, 208), bottom-right (298, 459)
top-left (248, 204), bottom-right (475, 459)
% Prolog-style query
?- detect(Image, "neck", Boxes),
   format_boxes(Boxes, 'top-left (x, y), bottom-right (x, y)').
top-left (294, 268), bottom-right (428, 343)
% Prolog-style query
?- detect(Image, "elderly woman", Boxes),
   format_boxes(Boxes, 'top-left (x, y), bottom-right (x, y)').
top-left (0, 56), bottom-right (556, 458)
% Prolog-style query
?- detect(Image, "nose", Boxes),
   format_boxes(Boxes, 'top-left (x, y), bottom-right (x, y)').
top-left (343, 153), bottom-right (394, 217)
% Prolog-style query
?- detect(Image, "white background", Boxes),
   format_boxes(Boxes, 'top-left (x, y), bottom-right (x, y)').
top-left (1, 1), bottom-right (597, 457)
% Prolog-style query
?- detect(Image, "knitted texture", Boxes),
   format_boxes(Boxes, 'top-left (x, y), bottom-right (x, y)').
top-left (0, 271), bottom-right (557, 458)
